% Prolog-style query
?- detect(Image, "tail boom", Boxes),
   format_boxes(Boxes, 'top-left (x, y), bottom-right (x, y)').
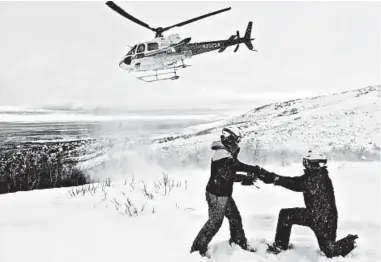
top-left (176, 21), bottom-right (256, 55)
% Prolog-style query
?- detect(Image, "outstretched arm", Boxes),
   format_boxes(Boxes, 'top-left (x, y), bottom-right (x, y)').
top-left (273, 175), bottom-right (306, 192)
top-left (258, 169), bottom-right (306, 192)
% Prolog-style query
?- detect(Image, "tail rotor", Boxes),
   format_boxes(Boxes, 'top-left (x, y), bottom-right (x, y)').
top-left (234, 31), bottom-right (240, 52)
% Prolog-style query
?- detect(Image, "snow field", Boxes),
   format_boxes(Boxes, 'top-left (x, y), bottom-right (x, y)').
top-left (0, 161), bottom-right (379, 262)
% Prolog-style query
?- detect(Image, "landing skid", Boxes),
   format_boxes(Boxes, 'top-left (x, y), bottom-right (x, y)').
top-left (136, 63), bottom-right (191, 83)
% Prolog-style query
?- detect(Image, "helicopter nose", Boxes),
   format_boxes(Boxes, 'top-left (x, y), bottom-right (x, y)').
top-left (119, 61), bottom-right (128, 70)
top-left (119, 59), bottom-right (131, 71)
top-left (119, 56), bottom-right (132, 70)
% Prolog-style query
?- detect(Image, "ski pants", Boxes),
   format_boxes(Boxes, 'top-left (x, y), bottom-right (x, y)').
top-left (275, 208), bottom-right (355, 258)
top-left (191, 191), bottom-right (247, 253)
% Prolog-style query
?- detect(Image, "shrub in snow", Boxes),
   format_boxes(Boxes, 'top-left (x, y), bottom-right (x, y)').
top-left (0, 143), bottom-right (90, 194)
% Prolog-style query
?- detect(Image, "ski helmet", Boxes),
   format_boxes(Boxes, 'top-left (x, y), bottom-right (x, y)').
top-left (302, 150), bottom-right (327, 169)
top-left (221, 126), bottom-right (242, 145)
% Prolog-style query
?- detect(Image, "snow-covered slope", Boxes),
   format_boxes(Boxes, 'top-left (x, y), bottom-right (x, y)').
top-left (147, 86), bottom-right (380, 167)
top-left (0, 162), bottom-right (379, 262)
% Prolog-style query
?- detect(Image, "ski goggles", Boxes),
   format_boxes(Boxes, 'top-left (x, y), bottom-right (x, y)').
top-left (222, 128), bottom-right (241, 143)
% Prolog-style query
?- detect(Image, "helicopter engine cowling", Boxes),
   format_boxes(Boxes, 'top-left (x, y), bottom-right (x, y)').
top-left (167, 34), bottom-right (182, 44)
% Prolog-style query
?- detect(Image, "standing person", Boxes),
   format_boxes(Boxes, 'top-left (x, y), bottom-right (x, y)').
top-left (190, 127), bottom-right (263, 258)
top-left (258, 150), bottom-right (358, 258)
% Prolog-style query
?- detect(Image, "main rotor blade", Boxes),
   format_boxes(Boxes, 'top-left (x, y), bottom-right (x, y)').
top-left (161, 7), bottom-right (231, 32)
top-left (106, 1), bottom-right (155, 31)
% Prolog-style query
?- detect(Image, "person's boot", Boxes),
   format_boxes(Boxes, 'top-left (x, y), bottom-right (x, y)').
top-left (347, 234), bottom-right (359, 242)
top-left (338, 234), bottom-right (359, 257)
top-left (190, 246), bottom-right (211, 258)
top-left (199, 250), bottom-right (211, 259)
top-left (266, 243), bottom-right (283, 255)
top-left (266, 243), bottom-right (293, 254)
top-left (229, 238), bottom-right (256, 252)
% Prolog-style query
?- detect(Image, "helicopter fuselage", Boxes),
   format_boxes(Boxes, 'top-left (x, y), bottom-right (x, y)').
top-left (119, 21), bottom-right (255, 73)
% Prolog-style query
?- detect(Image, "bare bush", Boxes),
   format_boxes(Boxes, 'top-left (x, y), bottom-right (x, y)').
top-left (124, 198), bottom-right (139, 216)
top-left (68, 171), bottom-right (190, 218)
top-left (161, 173), bottom-right (173, 196)
top-left (111, 197), bottom-right (122, 211)
top-left (68, 178), bottom-right (111, 198)
top-left (141, 202), bottom-right (147, 212)
top-left (129, 174), bottom-right (136, 190)
top-left (141, 181), bottom-right (154, 200)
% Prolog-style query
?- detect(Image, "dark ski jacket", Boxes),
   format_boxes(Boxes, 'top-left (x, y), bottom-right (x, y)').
top-left (206, 141), bottom-right (260, 196)
top-left (274, 167), bottom-right (338, 218)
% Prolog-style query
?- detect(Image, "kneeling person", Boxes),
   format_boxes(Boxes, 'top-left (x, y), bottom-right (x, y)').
top-left (259, 150), bottom-right (358, 258)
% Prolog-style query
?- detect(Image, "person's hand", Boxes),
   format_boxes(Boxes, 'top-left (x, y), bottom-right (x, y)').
top-left (247, 172), bottom-right (258, 182)
top-left (258, 172), bottom-right (277, 184)
top-left (241, 175), bottom-right (255, 186)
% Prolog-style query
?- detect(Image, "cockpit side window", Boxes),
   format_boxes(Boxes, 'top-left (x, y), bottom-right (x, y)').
top-left (137, 44), bottom-right (145, 53)
top-left (147, 42), bottom-right (159, 51)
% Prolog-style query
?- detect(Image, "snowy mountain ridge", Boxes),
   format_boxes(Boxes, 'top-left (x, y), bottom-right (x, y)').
top-left (147, 85), bottom-right (380, 166)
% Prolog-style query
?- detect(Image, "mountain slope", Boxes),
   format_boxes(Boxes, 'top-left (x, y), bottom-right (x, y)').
top-left (148, 86), bottom-right (380, 166)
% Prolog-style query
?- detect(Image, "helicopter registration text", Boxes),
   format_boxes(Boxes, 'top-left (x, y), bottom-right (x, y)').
top-left (202, 43), bottom-right (221, 49)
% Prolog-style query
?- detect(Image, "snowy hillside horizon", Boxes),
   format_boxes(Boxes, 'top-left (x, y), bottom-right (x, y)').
top-left (142, 85), bottom-right (380, 168)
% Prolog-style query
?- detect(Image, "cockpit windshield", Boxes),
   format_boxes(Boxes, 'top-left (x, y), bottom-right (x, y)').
top-left (126, 45), bottom-right (137, 56)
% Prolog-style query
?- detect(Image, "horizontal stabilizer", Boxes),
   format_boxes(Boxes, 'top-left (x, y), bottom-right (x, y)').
top-left (244, 41), bottom-right (254, 50)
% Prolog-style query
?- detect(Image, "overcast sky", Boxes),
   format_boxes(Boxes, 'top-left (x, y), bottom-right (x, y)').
top-left (0, 1), bottom-right (379, 112)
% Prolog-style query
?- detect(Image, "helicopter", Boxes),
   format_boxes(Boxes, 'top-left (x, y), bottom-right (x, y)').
top-left (105, 1), bottom-right (256, 82)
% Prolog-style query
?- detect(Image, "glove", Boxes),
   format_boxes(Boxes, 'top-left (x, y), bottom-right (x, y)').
top-left (247, 172), bottom-right (258, 182)
top-left (258, 171), bottom-right (277, 184)
top-left (241, 175), bottom-right (255, 186)
top-left (252, 165), bottom-right (271, 177)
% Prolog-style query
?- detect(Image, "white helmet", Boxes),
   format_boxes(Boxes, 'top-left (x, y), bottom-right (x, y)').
top-left (303, 150), bottom-right (327, 169)
top-left (221, 126), bottom-right (242, 144)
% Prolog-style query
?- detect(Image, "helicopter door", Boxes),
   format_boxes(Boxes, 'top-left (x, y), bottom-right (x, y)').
top-left (135, 43), bottom-right (146, 59)
top-left (137, 43), bottom-right (145, 53)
